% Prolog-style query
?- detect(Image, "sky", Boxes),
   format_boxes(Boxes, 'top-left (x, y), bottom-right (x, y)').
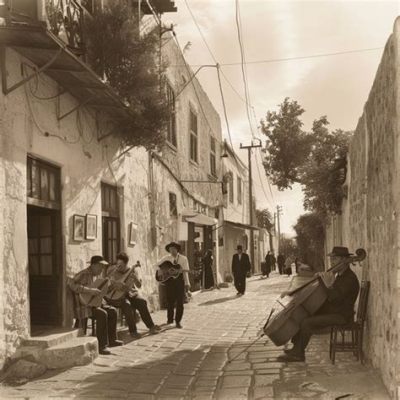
top-left (164, 0), bottom-right (400, 235)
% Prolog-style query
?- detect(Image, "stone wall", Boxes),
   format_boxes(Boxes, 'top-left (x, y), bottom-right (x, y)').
top-left (325, 18), bottom-right (400, 398)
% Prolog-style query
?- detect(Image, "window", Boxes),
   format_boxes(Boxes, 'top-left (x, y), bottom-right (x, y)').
top-left (166, 83), bottom-right (177, 147)
top-left (229, 171), bottom-right (234, 203)
top-left (189, 109), bottom-right (198, 163)
top-left (237, 176), bottom-right (242, 205)
top-left (27, 157), bottom-right (61, 208)
top-left (210, 136), bottom-right (216, 176)
top-left (169, 192), bottom-right (178, 217)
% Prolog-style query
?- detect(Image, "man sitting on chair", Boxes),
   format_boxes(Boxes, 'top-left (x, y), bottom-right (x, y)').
top-left (105, 252), bottom-right (161, 339)
top-left (68, 255), bottom-right (123, 355)
top-left (278, 246), bottom-right (360, 362)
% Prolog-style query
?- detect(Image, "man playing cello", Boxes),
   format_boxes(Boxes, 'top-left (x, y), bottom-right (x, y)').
top-left (277, 247), bottom-right (360, 362)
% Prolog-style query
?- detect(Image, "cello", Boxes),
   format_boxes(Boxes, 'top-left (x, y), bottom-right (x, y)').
top-left (264, 248), bottom-right (366, 346)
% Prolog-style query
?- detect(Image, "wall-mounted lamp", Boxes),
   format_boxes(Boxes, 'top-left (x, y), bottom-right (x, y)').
top-left (221, 140), bottom-right (229, 158)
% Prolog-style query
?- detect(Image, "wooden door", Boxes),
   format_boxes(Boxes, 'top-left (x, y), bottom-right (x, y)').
top-left (102, 217), bottom-right (120, 264)
top-left (28, 206), bottom-right (61, 326)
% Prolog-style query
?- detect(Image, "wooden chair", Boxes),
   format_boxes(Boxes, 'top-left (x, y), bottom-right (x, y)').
top-left (329, 280), bottom-right (370, 364)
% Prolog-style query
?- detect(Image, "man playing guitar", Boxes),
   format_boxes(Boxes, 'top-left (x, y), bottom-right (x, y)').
top-left (68, 255), bottom-right (123, 355)
top-left (105, 252), bottom-right (161, 338)
top-left (155, 242), bottom-right (190, 329)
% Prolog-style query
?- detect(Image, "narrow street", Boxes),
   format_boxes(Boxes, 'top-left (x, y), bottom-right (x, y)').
top-left (0, 274), bottom-right (389, 400)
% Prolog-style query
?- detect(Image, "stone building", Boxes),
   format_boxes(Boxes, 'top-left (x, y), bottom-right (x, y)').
top-left (0, 0), bottom-right (223, 369)
top-left (325, 17), bottom-right (400, 399)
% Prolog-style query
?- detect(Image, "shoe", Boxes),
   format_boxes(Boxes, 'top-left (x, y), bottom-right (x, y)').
top-left (176, 322), bottom-right (183, 329)
top-left (277, 353), bottom-right (305, 362)
top-left (109, 340), bottom-right (123, 347)
top-left (130, 332), bottom-right (142, 339)
top-left (149, 326), bottom-right (160, 335)
top-left (167, 320), bottom-right (174, 325)
top-left (284, 348), bottom-right (294, 355)
top-left (99, 347), bottom-right (111, 355)
top-left (153, 325), bottom-right (162, 331)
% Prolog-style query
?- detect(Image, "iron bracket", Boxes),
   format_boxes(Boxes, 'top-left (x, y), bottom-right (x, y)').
top-left (56, 94), bottom-right (94, 121)
top-left (0, 46), bottom-right (63, 95)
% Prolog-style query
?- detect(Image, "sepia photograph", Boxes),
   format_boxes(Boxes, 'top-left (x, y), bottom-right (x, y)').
top-left (0, 0), bottom-right (399, 399)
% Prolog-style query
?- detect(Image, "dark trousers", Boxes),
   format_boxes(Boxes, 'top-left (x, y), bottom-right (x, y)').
top-left (165, 275), bottom-right (185, 323)
top-left (128, 294), bottom-right (155, 330)
top-left (93, 305), bottom-right (117, 350)
top-left (292, 312), bottom-right (346, 356)
top-left (278, 263), bottom-right (284, 275)
top-left (233, 271), bottom-right (246, 294)
top-left (107, 295), bottom-right (155, 334)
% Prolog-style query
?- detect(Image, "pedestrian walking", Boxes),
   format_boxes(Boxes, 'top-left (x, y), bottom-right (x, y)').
top-left (277, 254), bottom-right (285, 275)
top-left (263, 251), bottom-right (273, 278)
top-left (284, 256), bottom-right (293, 276)
top-left (231, 245), bottom-right (251, 295)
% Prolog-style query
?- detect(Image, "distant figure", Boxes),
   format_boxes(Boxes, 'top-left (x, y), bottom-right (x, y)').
top-left (231, 245), bottom-right (251, 296)
top-left (294, 257), bottom-right (300, 274)
top-left (203, 249), bottom-right (214, 289)
top-left (277, 254), bottom-right (285, 275)
top-left (284, 256), bottom-right (293, 276)
top-left (271, 252), bottom-right (277, 272)
top-left (263, 251), bottom-right (274, 278)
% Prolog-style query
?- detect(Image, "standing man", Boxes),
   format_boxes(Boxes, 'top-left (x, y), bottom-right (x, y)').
top-left (68, 255), bottom-right (123, 355)
top-left (105, 252), bottom-right (161, 338)
top-left (231, 245), bottom-right (251, 296)
top-left (155, 242), bottom-right (190, 329)
top-left (277, 247), bottom-right (360, 362)
top-left (277, 253), bottom-right (285, 275)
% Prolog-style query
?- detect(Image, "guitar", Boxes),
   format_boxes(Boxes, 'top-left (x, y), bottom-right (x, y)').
top-left (155, 260), bottom-right (182, 283)
top-left (106, 262), bottom-right (141, 301)
top-left (79, 278), bottom-right (110, 308)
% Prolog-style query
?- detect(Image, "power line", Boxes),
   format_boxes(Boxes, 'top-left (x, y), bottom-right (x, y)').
top-left (189, 46), bottom-right (383, 67)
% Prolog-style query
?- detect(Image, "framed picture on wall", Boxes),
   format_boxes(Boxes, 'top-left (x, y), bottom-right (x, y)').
top-left (129, 222), bottom-right (138, 246)
top-left (73, 214), bottom-right (85, 241)
top-left (85, 214), bottom-right (97, 240)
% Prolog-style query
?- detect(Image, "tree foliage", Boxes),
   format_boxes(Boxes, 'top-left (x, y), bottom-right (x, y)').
top-left (294, 213), bottom-right (325, 271)
top-left (255, 208), bottom-right (273, 231)
top-left (260, 98), bottom-right (352, 219)
top-left (82, 3), bottom-right (169, 150)
top-left (280, 236), bottom-right (298, 259)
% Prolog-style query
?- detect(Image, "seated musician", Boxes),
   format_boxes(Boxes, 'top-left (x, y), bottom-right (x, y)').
top-left (68, 255), bottom-right (123, 355)
top-left (105, 252), bottom-right (161, 338)
top-left (155, 242), bottom-right (190, 329)
top-left (278, 247), bottom-right (360, 362)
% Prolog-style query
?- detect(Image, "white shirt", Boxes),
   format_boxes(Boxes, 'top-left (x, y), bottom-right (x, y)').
top-left (155, 253), bottom-right (190, 286)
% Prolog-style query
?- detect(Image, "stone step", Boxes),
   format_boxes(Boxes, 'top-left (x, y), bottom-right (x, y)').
top-left (22, 328), bottom-right (80, 349)
top-left (13, 335), bottom-right (98, 370)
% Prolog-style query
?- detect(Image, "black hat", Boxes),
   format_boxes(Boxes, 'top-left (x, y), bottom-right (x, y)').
top-left (327, 247), bottom-right (353, 257)
top-left (89, 255), bottom-right (109, 265)
top-left (165, 242), bottom-right (181, 252)
top-left (236, 245), bottom-right (243, 250)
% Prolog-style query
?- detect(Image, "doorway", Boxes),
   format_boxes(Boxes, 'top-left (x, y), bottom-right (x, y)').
top-left (27, 156), bottom-right (62, 328)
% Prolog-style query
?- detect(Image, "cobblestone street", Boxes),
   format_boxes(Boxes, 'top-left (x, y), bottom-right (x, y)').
top-left (0, 274), bottom-right (389, 400)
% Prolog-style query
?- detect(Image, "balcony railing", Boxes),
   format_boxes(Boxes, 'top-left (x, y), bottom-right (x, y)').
top-left (0, 0), bottom-right (88, 54)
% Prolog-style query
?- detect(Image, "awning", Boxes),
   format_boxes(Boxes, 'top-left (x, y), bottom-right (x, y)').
top-left (224, 220), bottom-right (260, 231)
top-left (0, 25), bottom-right (134, 125)
top-left (184, 213), bottom-right (217, 226)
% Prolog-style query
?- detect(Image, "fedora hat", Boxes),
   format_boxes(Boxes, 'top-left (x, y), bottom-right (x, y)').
top-left (328, 246), bottom-right (353, 257)
top-left (88, 255), bottom-right (109, 265)
top-left (165, 241), bottom-right (181, 252)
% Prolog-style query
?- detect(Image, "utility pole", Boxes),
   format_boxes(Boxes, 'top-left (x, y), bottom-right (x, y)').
top-left (240, 139), bottom-right (262, 274)
top-left (276, 205), bottom-right (283, 254)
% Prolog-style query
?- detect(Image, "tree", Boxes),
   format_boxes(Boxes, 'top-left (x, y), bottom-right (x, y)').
top-left (260, 98), bottom-right (352, 219)
top-left (280, 236), bottom-right (298, 259)
top-left (82, 2), bottom-right (169, 150)
top-left (255, 208), bottom-right (273, 231)
top-left (294, 213), bottom-right (325, 271)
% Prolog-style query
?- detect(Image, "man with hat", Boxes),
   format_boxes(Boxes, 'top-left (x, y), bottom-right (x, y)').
top-left (278, 246), bottom-right (360, 362)
top-left (155, 242), bottom-right (190, 328)
top-left (231, 245), bottom-right (252, 296)
top-left (68, 255), bottom-right (123, 355)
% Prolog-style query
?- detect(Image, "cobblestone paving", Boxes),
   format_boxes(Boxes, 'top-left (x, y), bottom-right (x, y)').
top-left (0, 273), bottom-right (390, 399)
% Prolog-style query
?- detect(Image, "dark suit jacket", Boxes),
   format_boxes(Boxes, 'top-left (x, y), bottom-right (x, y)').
top-left (232, 253), bottom-right (251, 276)
top-left (320, 267), bottom-right (360, 321)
